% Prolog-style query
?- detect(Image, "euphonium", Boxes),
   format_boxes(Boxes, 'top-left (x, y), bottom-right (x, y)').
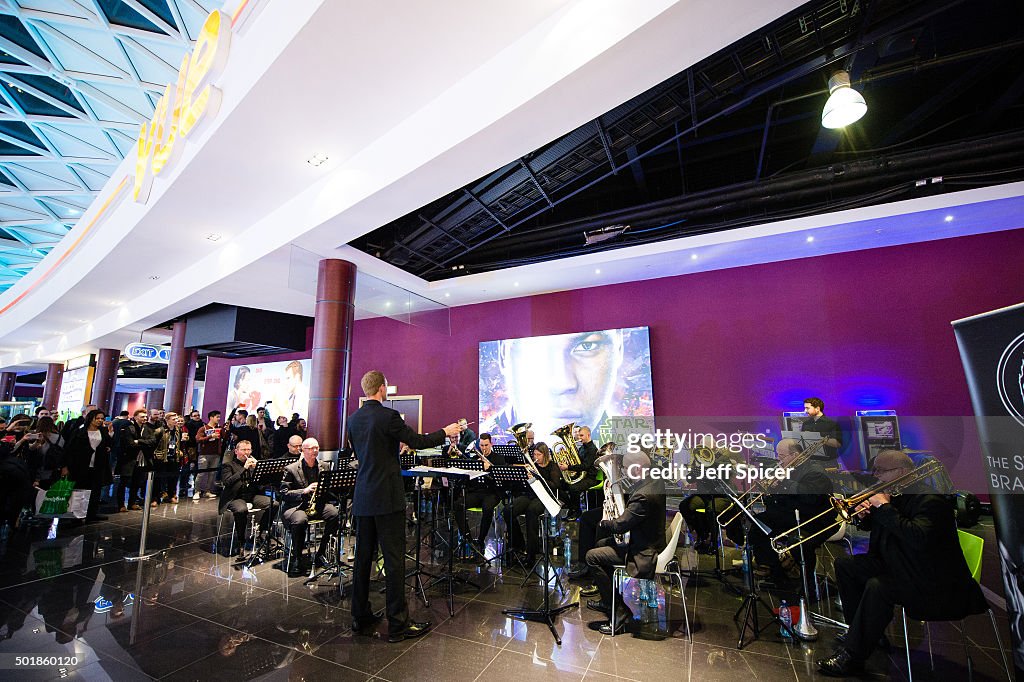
top-left (511, 422), bottom-right (533, 452)
top-left (551, 422), bottom-right (586, 485)
top-left (595, 442), bottom-right (628, 543)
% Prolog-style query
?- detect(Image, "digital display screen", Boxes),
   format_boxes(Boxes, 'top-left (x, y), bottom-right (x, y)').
top-left (479, 326), bottom-right (653, 443)
top-left (866, 419), bottom-right (896, 439)
top-left (226, 359), bottom-right (311, 421)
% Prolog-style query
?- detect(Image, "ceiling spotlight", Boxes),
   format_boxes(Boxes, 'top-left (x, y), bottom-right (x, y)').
top-left (584, 224), bottom-right (629, 246)
top-left (513, 281), bottom-right (519, 287)
top-left (594, 268), bottom-right (601, 274)
top-left (149, 275), bottom-right (160, 280)
top-left (384, 301), bottom-right (391, 308)
top-left (944, 215), bottom-right (954, 223)
top-left (806, 236), bottom-right (815, 243)
top-left (307, 152), bottom-right (329, 167)
top-left (203, 233), bottom-right (222, 242)
top-left (822, 70), bottom-right (867, 129)
top-left (690, 254), bottom-right (698, 261)
top-left (109, 300), bottom-right (122, 306)
top-left (444, 292), bottom-right (450, 298)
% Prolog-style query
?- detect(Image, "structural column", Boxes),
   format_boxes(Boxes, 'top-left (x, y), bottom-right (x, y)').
top-left (41, 363), bottom-right (64, 410)
top-left (0, 371), bottom-right (16, 401)
top-left (91, 349), bottom-right (120, 416)
top-left (182, 349), bottom-right (199, 413)
top-left (308, 259), bottom-right (356, 454)
top-left (163, 321), bottom-right (193, 415)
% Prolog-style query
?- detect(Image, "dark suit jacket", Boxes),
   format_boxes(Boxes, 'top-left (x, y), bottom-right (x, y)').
top-left (602, 478), bottom-right (667, 578)
top-left (348, 399), bottom-right (445, 516)
top-left (281, 458), bottom-right (333, 512)
top-left (219, 455), bottom-right (260, 513)
top-left (863, 486), bottom-right (986, 620)
top-left (763, 460), bottom-right (834, 539)
top-left (63, 428), bottom-right (113, 487)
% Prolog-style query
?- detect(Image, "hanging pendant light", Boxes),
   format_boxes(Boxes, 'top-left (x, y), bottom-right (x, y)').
top-left (821, 70), bottom-right (867, 129)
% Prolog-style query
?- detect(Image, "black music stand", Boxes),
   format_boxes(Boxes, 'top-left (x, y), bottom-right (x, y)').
top-left (401, 467), bottom-right (442, 607)
top-left (425, 465), bottom-right (484, 616)
top-left (486, 465), bottom-right (530, 571)
top-left (243, 457), bottom-right (290, 568)
top-left (492, 444), bottom-right (525, 464)
top-left (503, 468), bottom-right (577, 645)
top-left (715, 485), bottom-right (796, 649)
top-left (305, 468), bottom-right (358, 591)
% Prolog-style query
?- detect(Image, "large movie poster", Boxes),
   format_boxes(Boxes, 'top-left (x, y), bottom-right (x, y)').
top-left (953, 302), bottom-right (1024, 677)
top-left (479, 327), bottom-right (653, 443)
top-left (226, 359), bottom-right (311, 421)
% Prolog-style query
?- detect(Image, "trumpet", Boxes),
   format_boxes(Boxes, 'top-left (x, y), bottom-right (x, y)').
top-left (717, 438), bottom-right (827, 527)
top-left (770, 459), bottom-right (945, 556)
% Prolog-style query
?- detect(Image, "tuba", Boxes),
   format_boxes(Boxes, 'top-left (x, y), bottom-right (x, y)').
top-left (595, 442), bottom-right (629, 543)
top-left (551, 422), bottom-right (586, 485)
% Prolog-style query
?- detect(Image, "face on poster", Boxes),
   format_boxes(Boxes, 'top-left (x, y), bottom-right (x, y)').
top-left (479, 326), bottom-right (654, 442)
top-left (226, 359), bottom-right (311, 421)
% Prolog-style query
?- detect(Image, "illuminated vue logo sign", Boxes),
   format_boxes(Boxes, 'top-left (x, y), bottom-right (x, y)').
top-left (133, 10), bottom-right (233, 203)
top-left (124, 343), bottom-right (172, 364)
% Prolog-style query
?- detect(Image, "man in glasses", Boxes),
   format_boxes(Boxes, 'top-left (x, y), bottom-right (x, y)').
top-left (817, 450), bottom-right (986, 676)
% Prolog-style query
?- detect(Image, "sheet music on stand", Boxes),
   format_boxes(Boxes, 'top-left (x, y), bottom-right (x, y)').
top-left (489, 465), bottom-right (528, 496)
top-left (492, 444), bottom-right (525, 464)
top-left (318, 467), bottom-right (358, 493)
top-left (251, 457), bottom-right (289, 487)
top-left (407, 465), bottom-right (489, 481)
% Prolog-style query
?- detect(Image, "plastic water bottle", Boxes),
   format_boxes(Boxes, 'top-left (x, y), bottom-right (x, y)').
top-left (646, 580), bottom-right (659, 609)
top-left (779, 600), bottom-right (792, 639)
top-left (562, 534), bottom-right (571, 565)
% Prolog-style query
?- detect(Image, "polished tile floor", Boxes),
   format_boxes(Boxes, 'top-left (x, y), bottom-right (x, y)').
top-left (0, 499), bottom-right (1013, 681)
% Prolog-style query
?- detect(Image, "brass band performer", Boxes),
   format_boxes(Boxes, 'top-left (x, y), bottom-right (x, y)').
top-left (281, 437), bottom-right (339, 573)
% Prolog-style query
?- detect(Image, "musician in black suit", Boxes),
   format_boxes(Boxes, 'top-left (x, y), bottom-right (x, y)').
top-left (453, 433), bottom-right (506, 555)
top-left (281, 437), bottom-right (339, 572)
top-left (558, 425), bottom-right (600, 520)
top-left (817, 450), bottom-right (987, 676)
top-left (748, 438), bottom-right (833, 583)
top-left (218, 440), bottom-right (272, 559)
top-left (348, 370), bottom-right (460, 643)
top-left (584, 451), bottom-right (666, 635)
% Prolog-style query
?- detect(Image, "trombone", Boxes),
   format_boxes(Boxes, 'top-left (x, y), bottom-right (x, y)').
top-left (717, 438), bottom-right (827, 527)
top-left (770, 459), bottom-right (945, 556)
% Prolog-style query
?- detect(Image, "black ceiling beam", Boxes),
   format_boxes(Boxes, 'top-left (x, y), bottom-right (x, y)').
top-left (463, 187), bottom-right (510, 232)
top-left (520, 159), bottom-right (553, 207)
top-left (418, 213), bottom-right (470, 249)
top-left (594, 117), bottom-right (618, 173)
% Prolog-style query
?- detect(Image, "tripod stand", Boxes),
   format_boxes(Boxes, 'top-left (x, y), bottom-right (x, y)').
top-left (425, 471), bottom-right (481, 616)
top-left (719, 491), bottom-right (796, 649)
top-left (503, 470), bottom-right (577, 645)
top-left (401, 468), bottom-right (441, 607)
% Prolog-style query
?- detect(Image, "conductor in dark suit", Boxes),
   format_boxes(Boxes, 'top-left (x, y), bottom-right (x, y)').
top-left (348, 370), bottom-right (461, 643)
top-left (817, 450), bottom-right (988, 676)
top-left (584, 451), bottom-right (666, 635)
top-left (281, 437), bottom-right (340, 572)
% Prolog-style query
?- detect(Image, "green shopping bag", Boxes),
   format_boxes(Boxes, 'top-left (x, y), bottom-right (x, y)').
top-left (40, 477), bottom-right (75, 515)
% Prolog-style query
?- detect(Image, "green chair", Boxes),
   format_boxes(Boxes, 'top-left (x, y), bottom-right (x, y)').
top-left (582, 470), bottom-right (605, 512)
top-left (897, 530), bottom-right (1012, 681)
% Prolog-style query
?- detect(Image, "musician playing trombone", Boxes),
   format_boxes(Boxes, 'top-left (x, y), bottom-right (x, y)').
top-left (281, 438), bottom-right (340, 574)
top-left (747, 438), bottom-right (833, 585)
top-left (453, 433), bottom-right (506, 557)
top-left (817, 450), bottom-right (986, 677)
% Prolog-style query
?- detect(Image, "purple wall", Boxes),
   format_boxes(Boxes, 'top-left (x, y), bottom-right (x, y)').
top-left (201, 230), bottom-right (1024, 492)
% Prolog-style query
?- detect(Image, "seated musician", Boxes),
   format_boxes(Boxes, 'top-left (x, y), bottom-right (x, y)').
top-left (281, 437), bottom-right (340, 573)
top-left (456, 418), bottom-right (476, 452)
top-left (817, 450), bottom-right (987, 676)
top-left (737, 438), bottom-right (833, 585)
top-left (679, 446), bottom-right (736, 555)
top-left (509, 442), bottom-right (562, 565)
top-left (584, 451), bottom-right (665, 635)
top-left (453, 433), bottom-right (505, 556)
top-left (218, 440), bottom-right (272, 560)
top-left (558, 425), bottom-right (600, 520)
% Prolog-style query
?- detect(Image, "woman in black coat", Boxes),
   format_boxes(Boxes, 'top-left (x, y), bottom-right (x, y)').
top-left (61, 410), bottom-right (113, 523)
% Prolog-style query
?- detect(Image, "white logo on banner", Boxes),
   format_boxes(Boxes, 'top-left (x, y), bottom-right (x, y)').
top-left (996, 331), bottom-right (1024, 428)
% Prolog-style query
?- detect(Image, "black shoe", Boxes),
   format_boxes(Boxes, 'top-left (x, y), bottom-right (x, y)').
top-left (314, 553), bottom-right (332, 569)
top-left (816, 648), bottom-right (864, 677)
top-left (579, 584), bottom-right (599, 596)
top-left (565, 510), bottom-right (580, 521)
top-left (388, 621), bottom-right (431, 643)
top-left (567, 564), bottom-right (590, 581)
top-left (586, 599), bottom-right (610, 615)
top-left (352, 611), bottom-right (383, 636)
